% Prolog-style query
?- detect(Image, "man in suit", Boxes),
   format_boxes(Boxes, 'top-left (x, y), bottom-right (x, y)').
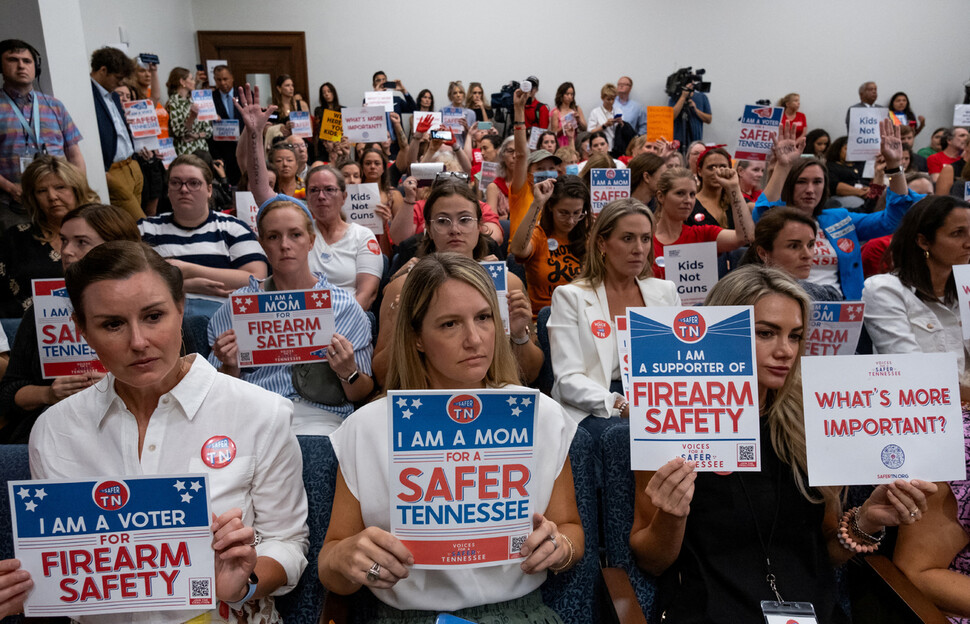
top-left (845, 81), bottom-right (884, 130)
top-left (90, 46), bottom-right (144, 219)
top-left (208, 64), bottom-right (241, 185)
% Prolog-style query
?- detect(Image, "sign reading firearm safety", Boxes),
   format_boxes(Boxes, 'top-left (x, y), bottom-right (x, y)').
top-left (626, 306), bottom-right (760, 472)
top-left (230, 288), bottom-right (336, 367)
top-left (32, 279), bottom-right (106, 379)
top-left (9, 474), bottom-right (214, 617)
top-left (389, 389), bottom-right (537, 569)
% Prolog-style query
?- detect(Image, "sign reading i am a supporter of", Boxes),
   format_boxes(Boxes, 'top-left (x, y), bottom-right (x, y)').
top-left (211, 119), bottom-right (239, 141)
top-left (230, 289), bottom-right (336, 367)
top-left (735, 104), bottom-right (783, 161)
top-left (663, 242), bottom-right (718, 306)
top-left (341, 183), bottom-right (383, 235)
top-left (389, 389), bottom-right (537, 569)
top-left (801, 353), bottom-right (965, 486)
top-left (190, 90), bottom-right (219, 122)
top-left (342, 106), bottom-right (387, 143)
top-left (590, 168), bottom-right (631, 216)
top-left (121, 99), bottom-right (161, 138)
top-left (32, 279), bottom-right (106, 379)
top-left (9, 474), bottom-right (214, 617)
top-left (804, 301), bottom-right (865, 356)
top-left (627, 306), bottom-right (760, 471)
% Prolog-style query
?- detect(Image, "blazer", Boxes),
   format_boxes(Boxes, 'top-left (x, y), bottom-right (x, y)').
top-left (212, 88), bottom-right (237, 122)
top-left (549, 277), bottom-right (680, 423)
top-left (90, 79), bottom-right (134, 171)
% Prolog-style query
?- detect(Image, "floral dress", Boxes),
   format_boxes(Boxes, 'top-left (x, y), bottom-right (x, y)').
top-left (167, 93), bottom-right (212, 156)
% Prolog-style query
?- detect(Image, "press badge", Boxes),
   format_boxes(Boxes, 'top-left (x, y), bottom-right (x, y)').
top-left (761, 600), bottom-right (818, 624)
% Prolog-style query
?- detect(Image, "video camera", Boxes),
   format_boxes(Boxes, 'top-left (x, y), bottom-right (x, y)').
top-left (665, 67), bottom-right (710, 98)
top-left (490, 81), bottom-right (520, 124)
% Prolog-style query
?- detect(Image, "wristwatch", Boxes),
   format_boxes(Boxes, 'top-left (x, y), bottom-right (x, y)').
top-left (341, 370), bottom-right (360, 384)
top-left (511, 327), bottom-right (531, 345)
top-left (884, 165), bottom-right (904, 175)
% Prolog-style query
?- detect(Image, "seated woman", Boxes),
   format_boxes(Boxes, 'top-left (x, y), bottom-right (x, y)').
top-left (863, 195), bottom-right (970, 400)
top-left (139, 154), bottom-right (268, 318)
top-left (825, 136), bottom-right (869, 207)
top-left (0, 204), bottom-right (139, 444)
top-left (739, 207), bottom-right (841, 301)
top-left (28, 240), bottom-right (309, 622)
top-left (509, 176), bottom-right (590, 317)
top-left (374, 178), bottom-right (541, 387)
top-left (803, 128), bottom-right (830, 161)
top-left (318, 253), bottom-right (583, 622)
top-left (267, 142), bottom-right (302, 197)
top-left (548, 198), bottom-right (680, 437)
top-left (0, 156), bottom-right (99, 319)
top-left (208, 197), bottom-right (374, 436)
top-left (628, 153), bottom-right (667, 213)
top-left (736, 159), bottom-right (766, 206)
top-left (651, 166), bottom-right (755, 279)
top-left (754, 120), bottom-right (919, 301)
top-left (630, 265), bottom-right (935, 623)
top-left (690, 146), bottom-right (739, 227)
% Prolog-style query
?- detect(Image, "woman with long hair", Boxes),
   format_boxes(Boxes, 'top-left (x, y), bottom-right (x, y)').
top-left (690, 146), bottom-right (737, 227)
top-left (803, 128), bottom-right (830, 160)
top-left (165, 66), bottom-right (211, 156)
top-left (271, 73), bottom-right (309, 123)
top-left (549, 82), bottom-right (587, 146)
top-left (888, 91), bottom-right (926, 136)
top-left (313, 81), bottom-right (341, 161)
top-left (465, 81), bottom-right (491, 123)
top-left (629, 153), bottom-right (667, 212)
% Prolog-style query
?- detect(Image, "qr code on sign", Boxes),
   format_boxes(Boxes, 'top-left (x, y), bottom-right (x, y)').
top-left (189, 578), bottom-right (211, 605)
top-left (737, 443), bottom-right (757, 467)
top-left (511, 534), bottom-right (527, 555)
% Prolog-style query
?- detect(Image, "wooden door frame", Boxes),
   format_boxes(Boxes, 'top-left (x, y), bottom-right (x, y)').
top-left (196, 31), bottom-right (308, 102)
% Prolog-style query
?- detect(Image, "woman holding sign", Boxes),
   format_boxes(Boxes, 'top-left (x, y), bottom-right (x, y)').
top-left (208, 198), bottom-right (374, 435)
top-left (28, 240), bottom-right (309, 622)
top-left (0, 204), bottom-right (139, 444)
top-left (629, 265), bottom-right (936, 623)
top-left (165, 67), bottom-right (212, 156)
top-left (319, 252), bottom-right (583, 622)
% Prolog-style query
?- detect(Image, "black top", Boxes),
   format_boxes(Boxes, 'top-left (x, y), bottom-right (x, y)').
top-left (0, 305), bottom-right (49, 444)
top-left (827, 161), bottom-right (863, 196)
top-left (658, 420), bottom-right (846, 623)
top-left (0, 223), bottom-right (62, 318)
top-left (687, 198), bottom-right (734, 229)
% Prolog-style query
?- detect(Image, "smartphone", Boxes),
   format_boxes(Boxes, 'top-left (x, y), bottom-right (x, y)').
top-left (385, 81), bottom-right (397, 90)
top-left (478, 121), bottom-right (492, 131)
top-left (434, 615), bottom-right (476, 624)
top-left (430, 129), bottom-right (453, 141)
top-left (613, 113), bottom-right (623, 119)
top-left (139, 53), bottom-right (159, 65)
top-left (533, 170), bottom-right (558, 182)
top-left (196, 64), bottom-right (204, 72)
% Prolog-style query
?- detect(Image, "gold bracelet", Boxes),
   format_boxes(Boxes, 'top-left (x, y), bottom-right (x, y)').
top-left (549, 533), bottom-right (575, 573)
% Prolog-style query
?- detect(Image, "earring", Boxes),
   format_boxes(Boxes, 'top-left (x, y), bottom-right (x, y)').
top-left (924, 249), bottom-right (930, 259)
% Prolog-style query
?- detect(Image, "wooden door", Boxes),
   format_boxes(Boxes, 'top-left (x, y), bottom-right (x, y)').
top-left (196, 31), bottom-right (309, 103)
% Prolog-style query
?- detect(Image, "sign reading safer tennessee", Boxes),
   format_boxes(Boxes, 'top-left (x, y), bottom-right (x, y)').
top-left (389, 389), bottom-right (537, 569)
top-left (9, 474), bottom-right (214, 618)
top-left (32, 279), bottom-right (107, 379)
top-left (735, 104), bottom-right (783, 161)
top-left (627, 306), bottom-right (760, 471)
top-left (230, 288), bottom-right (335, 367)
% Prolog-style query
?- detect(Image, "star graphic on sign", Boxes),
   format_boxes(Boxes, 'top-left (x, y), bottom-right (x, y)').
top-left (511, 407), bottom-right (522, 416)
top-left (506, 396), bottom-right (517, 406)
top-left (24, 501), bottom-right (37, 512)
top-left (236, 304), bottom-right (248, 313)
top-left (173, 480), bottom-right (186, 491)
top-left (402, 409), bottom-right (413, 419)
top-left (521, 397), bottom-right (532, 407)
top-left (321, 292), bottom-right (329, 300)
top-left (181, 492), bottom-right (193, 503)
top-left (244, 297), bottom-right (253, 306)
top-left (17, 487), bottom-right (29, 500)
top-left (411, 398), bottom-right (422, 409)
top-left (312, 292), bottom-right (320, 300)
top-left (397, 397), bottom-right (408, 408)
top-left (189, 481), bottom-right (202, 492)
top-left (34, 488), bottom-right (46, 500)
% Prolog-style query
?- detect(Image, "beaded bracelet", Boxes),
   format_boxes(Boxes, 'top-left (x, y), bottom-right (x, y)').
top-left (549, 533), bottom-right (575, 574)
top-left (837, 506), bottom-right (883, 554)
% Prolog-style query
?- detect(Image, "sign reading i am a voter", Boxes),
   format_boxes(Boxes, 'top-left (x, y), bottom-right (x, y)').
top-left (389, 389), bottom-right (537, 569)
top-left (734, 104), bottom-right (782, 161)
top-left (801, 353), bottom-right (965, 486)
top-left (626, 306), bottom-right (760, 472)
top-left (9, 474), bottom-right (214, 617)
top-left (230, 289), bottom-right (336, 366)
top-left (32, 279), bottom-right (106, 379)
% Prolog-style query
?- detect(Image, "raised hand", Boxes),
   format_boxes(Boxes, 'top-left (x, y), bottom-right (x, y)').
top-left (879, 117), bottom-right (903, 170)
top-left (770, 120), bottom-right (806, 170)
top-left (234, 84), bottom-right (278, 135)
top-left (415, 114), bottom-right (433, 136)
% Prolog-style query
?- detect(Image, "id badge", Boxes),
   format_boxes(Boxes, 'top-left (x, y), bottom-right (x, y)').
top-left (18, 150), bottom-right (34, 174)
top-left (761, 600), bottom-right (818, 624)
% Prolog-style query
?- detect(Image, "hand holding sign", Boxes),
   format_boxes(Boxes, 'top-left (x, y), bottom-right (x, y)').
top-left (860, 479), bottom-right (937, 530)
top-left (508, 289), bottom-right (532, 343)
top-left (210, 508), bottom-right (257, 602)
top-left (48, 373), bottom-right (103, 403)
top-left (212, 329), bottom-right (240, 376)
top-left (329, 526), bottom-right (413, 589)
top-left (518, 513), bottom-right (563, 574)
top-left (0, 559), bottom-right (31, 619)
top-left (879, 117), bottom-right (903, 170)
top-left (234, 84), bottom-right (277, 136)
top-left (645, 456), bottom-right (697, 518)
top-left (770, 121), bottom-right (805, 169)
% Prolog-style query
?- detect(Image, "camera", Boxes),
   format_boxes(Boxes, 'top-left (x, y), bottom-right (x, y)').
top-left (490, 81), bottom-right (519, 123)
top-left (665, 67), bottom-right (710, 98)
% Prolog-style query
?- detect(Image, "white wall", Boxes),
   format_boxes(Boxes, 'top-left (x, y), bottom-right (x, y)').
top-left (189, 0), bottom-right (970, 148)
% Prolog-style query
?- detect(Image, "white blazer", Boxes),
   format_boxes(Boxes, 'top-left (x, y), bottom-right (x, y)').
top-left (549, 277), bottom-right (681, 423)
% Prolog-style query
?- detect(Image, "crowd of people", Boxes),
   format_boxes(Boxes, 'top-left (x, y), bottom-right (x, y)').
top-left (0, 36), bottom-right (968, 623)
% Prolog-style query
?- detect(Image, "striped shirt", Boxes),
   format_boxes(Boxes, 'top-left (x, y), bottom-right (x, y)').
top-left (0, 87), bottom-right (82, 183)
top-left (139, 210), bottom-right (267, 270)
top-left (206, 274), bottom-right (373, 419)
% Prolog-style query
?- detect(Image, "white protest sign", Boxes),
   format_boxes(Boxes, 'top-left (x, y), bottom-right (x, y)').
top-left (663, 242), bottom-right (718, 306)
top-left (847, 107), bottom-right (888, 161)
top-left (230, 289), bottom-right (336, 367)
top-left (10, 474), bottom-right (214, 617)
top-left (32, 279), bottom-right (106, 379)
top-left (414, 111), bottom-right (441, 130)
top-left (389, 389), bottom-right (537, 568)
top-left (589, 168), bottom-right (631, 216)
top-left (954, 104), bottom-right (970, 127)
top-left (481, 261), bottom-right (510, 335)
top-left (205, 59), bottom-right (227, 85)
top-left (211, 119), bottom-right (239, 141)
top-left (341, 183), bottom-right (383, 235)
top-left (289, 111), bottom-right (312, 138)
top-left (122, 99), bottom-right (161, 138)
top-left (341, 106), bottom-right (387, 143)
top-left (627, 305), bottom-right (760, 472)
top-left (802, 353), bottom-right (965, 486)
top-left (734, 104), bottom-right (783, 162)
top-left (953, 264), bottom-right (970, 339)
top-left (862, 159), bottom-right (876, 179)
top-left (364, 90), bottom-right (394, 113)
top-left (411, 162), bottom-right (444, 187)
top-left (133, 135), bottom-right (159, 151)
top-left (527, 126), bottom-right (543, 151)
top-left (235, 191), bottom-right (259, 233)
top-left (804, 301), bottom-right (865, 356)
top-left (190, 89), bottom-right (219, 122)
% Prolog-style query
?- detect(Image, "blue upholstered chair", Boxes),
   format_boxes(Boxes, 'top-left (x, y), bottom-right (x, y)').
top-left (535, 306), bottom-right (554, 396)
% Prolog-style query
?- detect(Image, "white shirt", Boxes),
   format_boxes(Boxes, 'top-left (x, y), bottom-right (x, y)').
top-left (307, 221), bottom-right (383, 296)
top-left (587, 105), bottom-right (623, 149)
top-left (92, 79), bottom-right (134, 162)
top-left (807, 228), bottom-right (841, 295)
top-left (330, 389), bottom-right (576, 612)
top-left (29, 356), bottom-right (309, 624)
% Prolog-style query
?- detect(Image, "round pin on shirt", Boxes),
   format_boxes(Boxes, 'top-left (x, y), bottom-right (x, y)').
top-left (591, 319), bottom-right (611, 339)
top-left (201, 435), bottom-right (237, 469)
top-left (548, 238), bottom-right (559, 252)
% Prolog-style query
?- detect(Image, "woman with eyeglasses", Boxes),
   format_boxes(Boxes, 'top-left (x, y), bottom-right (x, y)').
top-left (139, 154), bottom-right (268, 318)
top-left (373, 178), bottom-right (542, 388)
top-left (236, 85), bottom-right (384, 311)
top-left (509, 176), bottom-right (590, 317)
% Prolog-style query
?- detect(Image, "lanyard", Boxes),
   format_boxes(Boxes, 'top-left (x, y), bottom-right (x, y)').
top-left (3, 89), bottom-right (42, 151)
top-left (737, 463), bottom-right (785, 602)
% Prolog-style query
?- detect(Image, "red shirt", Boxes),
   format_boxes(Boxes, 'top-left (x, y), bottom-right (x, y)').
top-left (927, 151), bottom-right (961, 175)
top-left (652, 225), bottom-right (722, 279)
top-left (524, 99), bottom-right (549, 130)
